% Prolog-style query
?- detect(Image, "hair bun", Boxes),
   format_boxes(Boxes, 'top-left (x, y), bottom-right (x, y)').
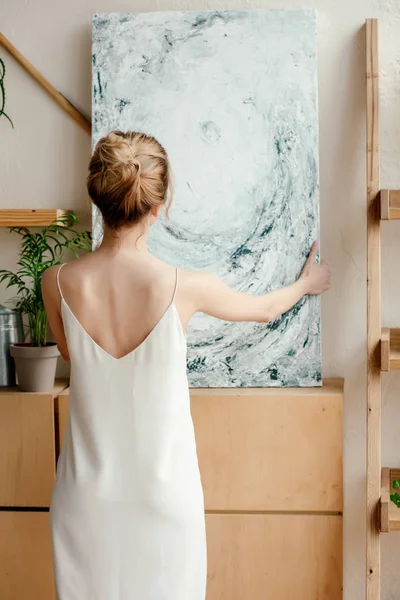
top-left (129, 158), bottom-right (141, 173)
top-left (87, 130), bottom-right (174, 231)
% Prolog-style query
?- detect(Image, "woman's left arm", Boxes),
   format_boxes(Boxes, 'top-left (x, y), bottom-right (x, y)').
top-left (41, 266), bottom-right (70, 362)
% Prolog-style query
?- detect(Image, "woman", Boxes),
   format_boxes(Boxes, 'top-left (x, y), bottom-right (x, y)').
top-left (42, 130), bottom-right (330, 600)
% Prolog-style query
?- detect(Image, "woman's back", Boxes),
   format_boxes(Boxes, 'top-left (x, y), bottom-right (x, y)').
top-left (55, 251), bottom-right (182, 361)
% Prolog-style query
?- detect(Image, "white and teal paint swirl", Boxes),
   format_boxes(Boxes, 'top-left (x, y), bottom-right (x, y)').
top-left (92, 9), bottom-right (321, 387)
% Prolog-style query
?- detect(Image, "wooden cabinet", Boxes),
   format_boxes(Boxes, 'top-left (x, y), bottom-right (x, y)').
top-left (0, 378), bottom-right (343, 599)
top-left (191, 380), bottom-right (344, 599)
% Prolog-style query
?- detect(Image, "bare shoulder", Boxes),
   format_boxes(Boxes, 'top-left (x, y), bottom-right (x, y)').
top-left (41, 263), bottom-right (58, 281)
top-left (41, 264), bottom-right (60, 293)
top-left (41, 258), bottom-right (82, 296)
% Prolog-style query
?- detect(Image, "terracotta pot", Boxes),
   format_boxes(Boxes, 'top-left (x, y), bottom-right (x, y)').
top-left (9, 342), bottom-right (60, 392)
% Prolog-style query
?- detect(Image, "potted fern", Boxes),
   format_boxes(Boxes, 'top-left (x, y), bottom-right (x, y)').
top-left (0, 212), bottom-right (91, 391)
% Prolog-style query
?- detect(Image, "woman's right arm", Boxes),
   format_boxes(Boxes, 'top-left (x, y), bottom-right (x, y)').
top-left (184, 241), bottom-right (330, 324)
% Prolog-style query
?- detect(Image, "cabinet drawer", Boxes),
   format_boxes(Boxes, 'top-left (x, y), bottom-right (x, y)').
top-left (192, 380), bottom-right (343, 512)
top-left (206, 514), bottom-right (342, 600)
top-left (0, 391), bottom-right (56, 506)
top-left (0, 511), bottom-right (55, 600)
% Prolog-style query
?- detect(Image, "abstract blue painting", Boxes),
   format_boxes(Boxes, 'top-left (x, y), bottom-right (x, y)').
top-left (92, 9), bottom-right (321, 387)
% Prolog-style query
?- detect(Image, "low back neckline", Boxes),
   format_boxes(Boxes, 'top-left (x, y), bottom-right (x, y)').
top-left (56, 263), bottom-right (182, 361)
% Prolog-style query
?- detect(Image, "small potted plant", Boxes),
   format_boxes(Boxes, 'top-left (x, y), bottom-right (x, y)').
top-left (0, 212), bottom-right (91, 392)
top-left (391, 480), bottom-right (400, 508)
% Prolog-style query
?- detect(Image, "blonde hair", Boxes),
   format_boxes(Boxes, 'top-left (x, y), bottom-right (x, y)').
top-left (87, 130), bottom-right (173, 230)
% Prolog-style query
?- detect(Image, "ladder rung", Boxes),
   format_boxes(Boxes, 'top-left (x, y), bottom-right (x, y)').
top-left (380, 189), bottom-right (400, 220)
top-left (380, 468), bottom-right (400, 532)
top-left (381, 328), bottom-right (400, 371)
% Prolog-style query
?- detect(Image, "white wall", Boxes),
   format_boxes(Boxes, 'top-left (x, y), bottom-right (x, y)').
top-left (1, 0), bottom-right (400, 598)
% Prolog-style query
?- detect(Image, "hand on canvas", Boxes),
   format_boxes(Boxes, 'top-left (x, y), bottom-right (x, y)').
top-left (189, 239), bottom-right (330, 326)
top-left (300, 241), bottom-right (330, 295)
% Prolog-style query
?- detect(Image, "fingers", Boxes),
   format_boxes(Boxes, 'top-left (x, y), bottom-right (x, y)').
top-left (307, 240), bottom-right (319, 263)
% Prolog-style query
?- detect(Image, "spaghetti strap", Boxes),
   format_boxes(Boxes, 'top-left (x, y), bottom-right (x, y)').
top-left (172, 266), bottom-right (179, 303)
top-left (56, 263), bottom-right (66, 301)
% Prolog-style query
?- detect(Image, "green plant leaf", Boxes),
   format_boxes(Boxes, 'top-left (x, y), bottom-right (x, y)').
top-left (0, 211), bottom-right (92, 346)
top-left (0, 57), bottom-right (14, 128)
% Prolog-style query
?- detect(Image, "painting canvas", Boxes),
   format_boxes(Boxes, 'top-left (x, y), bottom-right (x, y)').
top-left (91, 9), bottom-right (321, 387)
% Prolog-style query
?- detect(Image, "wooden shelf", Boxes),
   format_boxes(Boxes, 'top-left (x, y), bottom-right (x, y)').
top-left (380, 189), bottom-right (400, 220)
top-left (381, 328), bottom-right (400, 371)
top-left (0, 378), bottom-right (69, 396)
top-left (190, 378), bottom-right (344, 396)
top-left (380, 468), bottom-right (400, 532)
top-left (0, 209), bottom-right (73, 227)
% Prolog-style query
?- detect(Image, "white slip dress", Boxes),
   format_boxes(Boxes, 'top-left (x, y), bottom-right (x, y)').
top-left (49, 263), bottom-right (207, 600)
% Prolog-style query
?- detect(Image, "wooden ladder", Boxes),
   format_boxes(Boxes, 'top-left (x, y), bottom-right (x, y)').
top-left (366, 18), bottom-right (400, 600)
